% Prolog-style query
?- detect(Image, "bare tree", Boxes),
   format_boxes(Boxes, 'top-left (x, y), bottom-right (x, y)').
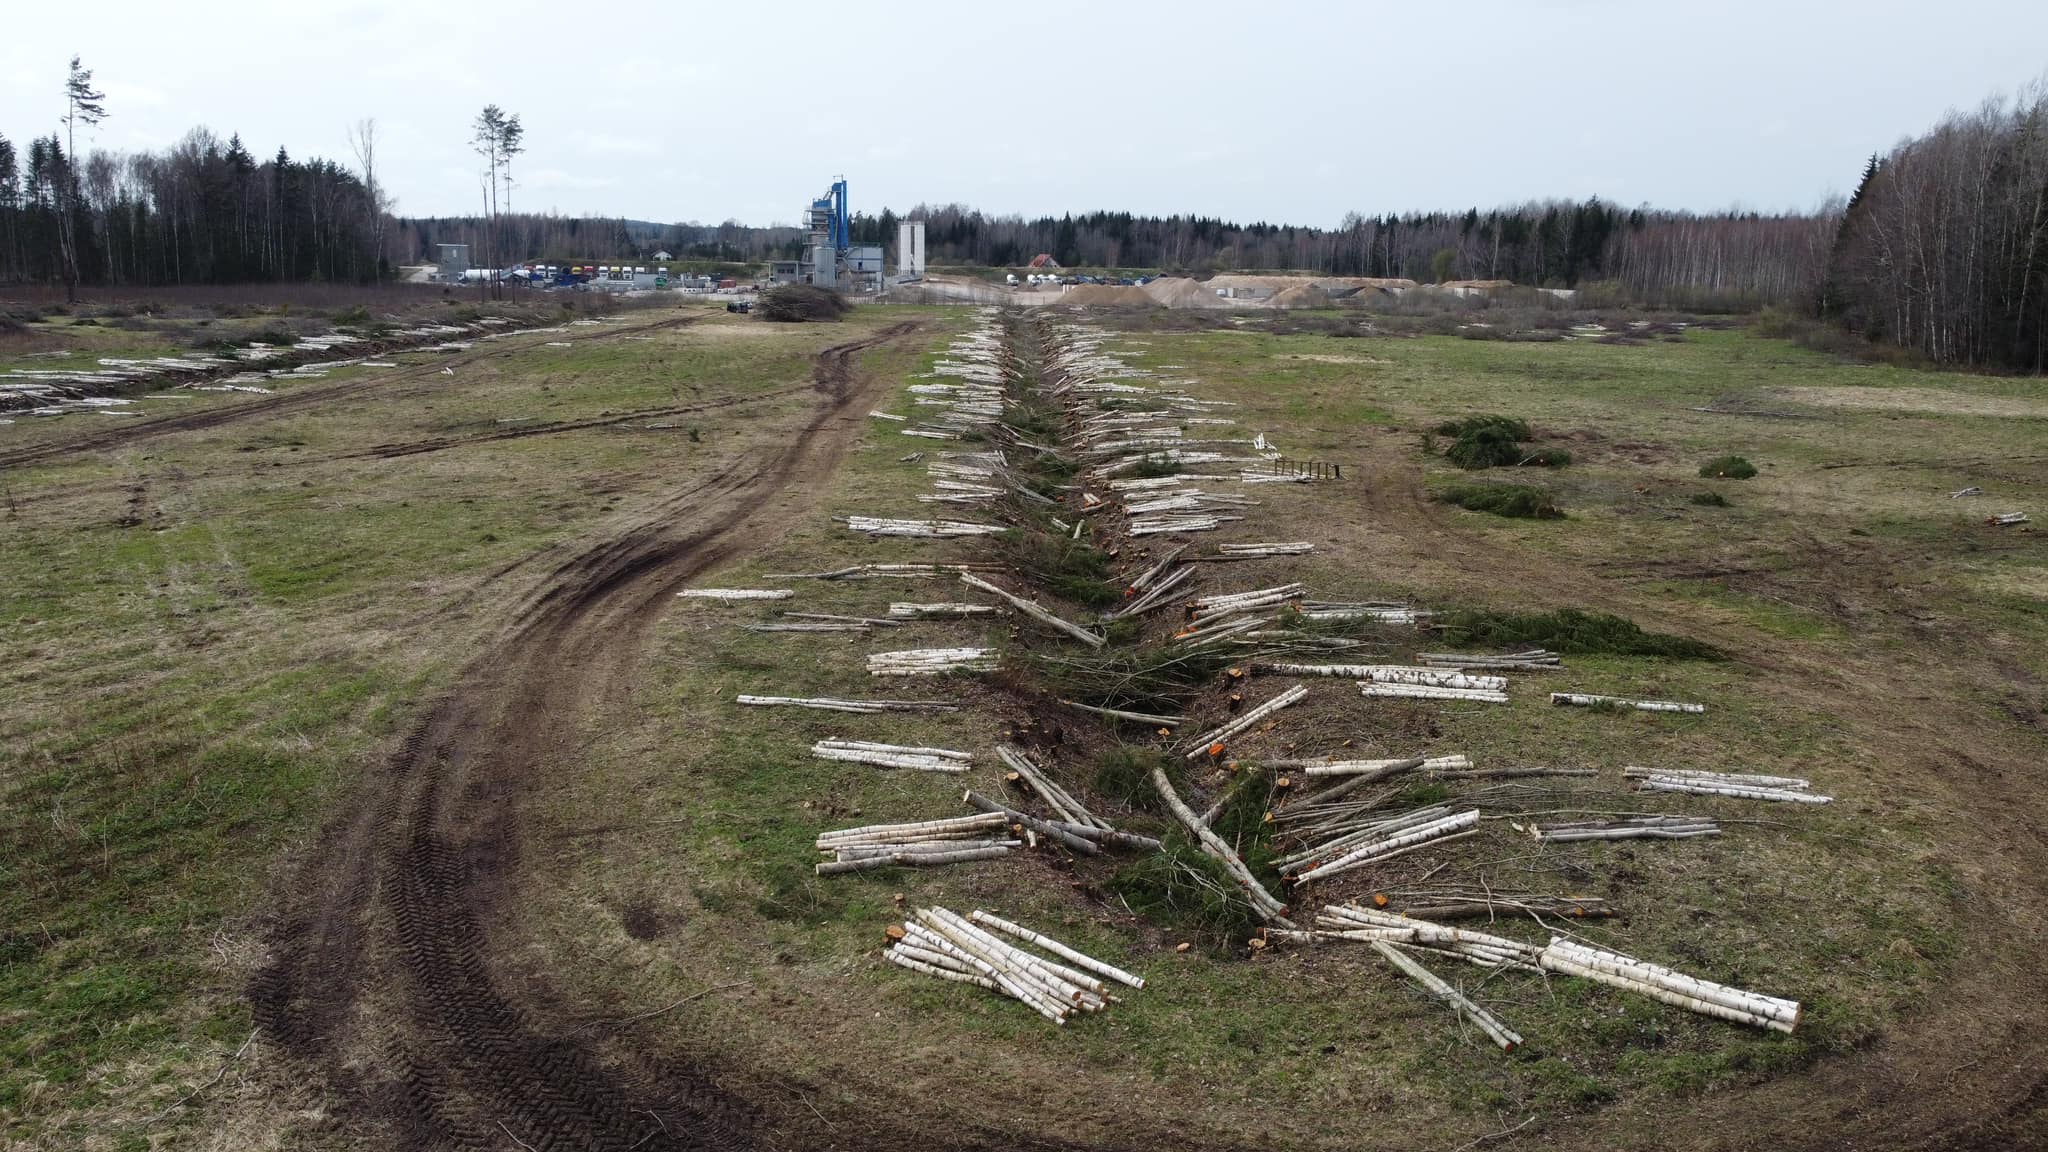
top-left (57, 55), bottom-right (107, 300)
top-left (346, 118), bottom-right (391, 278)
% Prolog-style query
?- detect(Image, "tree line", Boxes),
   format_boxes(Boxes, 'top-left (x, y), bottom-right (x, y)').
top-left (1823, 83), bottom-right (2048, 371)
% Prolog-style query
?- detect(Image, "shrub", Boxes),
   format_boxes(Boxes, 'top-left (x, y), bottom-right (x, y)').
top-left (1433, 607), bottom-right (1719, 659)
top-left (332, 305), bottom-right (373, 329)
top-left (1698, 455), bottom-right (1758, 479)
top-left (1690, 491), bottom-right (1730, 507)
top-left (1444, 424), bottom-right (1526, 469)
top-left (1436, 414), bottom-right (1531, 440)
top-left (758, 284), bottom-right (849, 323)
top-left (992, 529), bottom-right (1120, 609)
top-left (1434, 482), bottom-right (1564, 519)
top-left (1108, 834), bottom-right (1262, 952)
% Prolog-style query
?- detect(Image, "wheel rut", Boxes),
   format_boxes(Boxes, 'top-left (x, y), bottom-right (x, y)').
top-left (251, 320), bottom-right (921, 1150)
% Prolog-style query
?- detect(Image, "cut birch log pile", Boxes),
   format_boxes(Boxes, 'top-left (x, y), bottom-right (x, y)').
top-left (843, 516), bottom-right (1006, 539)
top-left (736, 694), bottom-right (957, 714)
top-left (1552, 692), bottom-right (1705, 714)
top-left (1290, 753), bottom-right (1470, 777)
top-left (1190, 583), bottom-right (1304, 618)
top-left (1282, 808), bottom-right (1481, 885)
top-left (1252, 663), bottom-right (1505, 691)
top-left (1538, 937), bottom-right (1801, 1033)
top-left (811, 739), bottom-right (974, 773)
top-left (1273, 904), bottom-right (1539, 971)
top-left (960, 573), bottom-right (1105, 648)
top-left (996, 745), bottom-right (1113, 832)
top-left (963, 789), bottom-right (1163, 855)
top-left (1105, 565), bottom-right (1195, 619)
top-left (1416, 648), bottom-right (1561, 671)
top-left (887, 601), bottom-right (1003, 619)
top-left (1989, 512), bottom-right (2030, 526)
top-left (1298, 601), bottom-right (1432, 625)
top-left (1624, 766), bottom-right (1832, 804)
top-left (1128, 514), bottom-right (1242, 536)
top-left (866, 647), bottom-right (998, 676)
top-left (1180, 684), bottom-right (1309, 759)
top-left (678, 588), bottom-right (793, 601)
top-left (883, 907), bottom-right (1142, 1024)
top-left (816, 813), bottom-right (1016, 874)
top-left (1528, 815), bottom-right (1720, 842)
top-left (1949, 486), bottom-right (1982, 499)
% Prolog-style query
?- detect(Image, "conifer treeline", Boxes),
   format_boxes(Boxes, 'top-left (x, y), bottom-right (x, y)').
top-left (0, 127), bottom-right (382, 288)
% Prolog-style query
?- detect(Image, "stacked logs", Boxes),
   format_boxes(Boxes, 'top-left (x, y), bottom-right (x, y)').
top-left (884, 907), bottom-right (1144, 1024)
top-left (1280, 807), bottom-right (1481, 885)
top-left (677, 588), bottom-right (794, 601)
top-left (842, 516), bottom-right (1006, 538)
top-left (866, 647), bottom-right (998, 676)
top-left (811, 739), bottom-right (974, 773)
top-left (736, 694), bottom-right (958, 715)
top-left (1529, 815), bottom-right (1720, 842)
top-left (1624, 767), bottom-right (1832, 804)
top-left (815, 813), bottom-right (1017, 874)
top-left (1417, 648), bottom-right (1560, 671)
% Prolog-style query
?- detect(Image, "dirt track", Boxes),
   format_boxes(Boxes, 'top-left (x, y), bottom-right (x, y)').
top-left (0, 311), bottom-right (700, 470)
top-left (250, 321), bottom-right (920, 1150)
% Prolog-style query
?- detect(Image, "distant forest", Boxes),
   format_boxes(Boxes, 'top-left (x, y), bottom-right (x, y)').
top-left (5, 77), bottom-right (2045, 370)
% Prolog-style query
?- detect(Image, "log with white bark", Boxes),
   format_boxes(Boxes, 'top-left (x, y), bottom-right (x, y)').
top-left (1253, 663), bottom-right (1507, 691)
top-left (1361, 682), bottom-right (1510, 704)
top-left (1180, 684), bottom-right (1310, 760)
top-left (780, 612), bottom-right (903, 627)
top-left (887, 601), bottom-right (1003, 619)
top-left (677, 588), bottom-right (794, 601)
top-left (816, 846), bottom-right (1010, 874)
top-left (1217, 542), bottom-right (1314, 556)
top-left (1191, 583), bottom-right (1304, 616)
top-left (1109, 564), bottom-right (1195, 618)
top-left (1060, 699), bottom-right (1184, 728)
top-left (1293, 754), bottom-right (1470, 777)
top-left (1147, 763), bottom-right (1293, 924)
top-left (817, 812), bottom-right (1008, 847)
top-left (811, 739), bottom-right (974, 773)
top-left (970, 910), bottom-right (1146, 989)
top-left (1551, 692), bottom-right (1705, 714)
top-left (844, 516), bottom-right (1006, 538)
top-left (1416, 649), bottom-right (1560, 670)
top-left (1286, 810), bottom-right (1481, 884)
top-left (866, 647), bottom-right (998, 676)
top-left (1538, 938), bottom-right (1800, 1033)
top-left (1637, 778), bottom-right (1832, 804)
top-left (1273, 804), bottom-right (1456, 871)
top-left (768, 561), bottom-right (1006, 580)
top-left (1372, 941), bottom-right (1523, 1051)
top-left (736, 694), bottom-right (956, 714)
top-left (1621, 766), bottom-right (1810, 789)
top-left (959, 573), bottom-right (1105, 648)
top-left (883, 948), bottom-right (1001, 992)
top-left (1530, 815), bottom-right (1720, 842)
top-left (960, 789), bottom-right (1100, 855)
top-left (745, 622), bottom-right (870, 633)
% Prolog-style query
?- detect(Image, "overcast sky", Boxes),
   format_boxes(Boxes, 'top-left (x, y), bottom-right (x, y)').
top-left (6, 1), bottom-right (2046, 228)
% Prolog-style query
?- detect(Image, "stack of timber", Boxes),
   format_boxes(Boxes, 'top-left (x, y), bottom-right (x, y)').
top-left (1360, 679), bottom-right (1509, 704)
top-left (1529, 815), bottom-right (1720, 842)
top-left (1280, 807), bottom-right (1481, 885)
top-left (736, 694), bottom-right (957, 714)
top-left (884, 907), bottom-right (1143, 1024)
top-left (744, 621), bottom-right (870, 633)
top-left (769, 562), bottom-right (1005, 581)
top-left (1417, 648), bottom-right (1560, 671)
top-left (1252, 663), bottom-right (1506, 692)
top-left (995, 745), bottom-right (1114, 833)
top-left (677, 588), bottom-right (794, 601)
top-left (1538, 938), bottom-right (1801, 1033)
top-left (811, 739), bottom-right (974, 773)
top-left (1552, 692), bottom-right (1705, 714)
top-left (1392, 890), bottom-right (1615, 921)
top-left (1215, 541), bottom-right (1314, 558)
top-left (1298, 601), bottom-right (1432, 625)
top-left (1990, 512), bottom-right (2030, 526)
top-left (1128, 513), bottom-right (1243, 536)
top-left (866, 647), bottom-right (998, 676)
top-left (963, 788), bottom-right (1163, 855)
top-left (815, 814), bottom-right (1017, 874)
top-left (843, 516), bottom-right (1006, 539)
top-left (1190, 583), bottom-right (1305, 618)
top-left (1624, 766), bottom-right (1832, 804)
top-left (1275, 904), bottom-right (1539, 971)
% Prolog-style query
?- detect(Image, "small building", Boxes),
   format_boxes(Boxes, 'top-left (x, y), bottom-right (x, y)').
top-left (769, 261), bottom-right (801, 284)
top-left (437, 243), bottom-right (471, 281)
top-left (652, 250), bottom-right (673, 261)
top-left (1027, 253), bottom-right (1061, 270)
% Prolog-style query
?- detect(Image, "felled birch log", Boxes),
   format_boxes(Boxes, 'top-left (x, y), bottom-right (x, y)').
top-left (736, 694), bottom-right (956, 714)
top-left (1294, 754), bottom-right (1469, 777)
top-left (781, 612), bottom-right (903, 627)
top-left (1287, 810), bottom-right (1481, 884)
top-left (1402, 895), bottom-right (1613, 921)
top-left (883, 948), bottom-right (1000, 992)
top-left (1361, 682), bottom-right (1509, 704)
top-left (1372, 941), bottom-right (1522, 1052)
top-left (845, 516), bottom-right (1006, 538)
top-left (970, 910), bottom-right (1146, 989)
top-left (1106, 565), bottom-right (1193, 619)
top-left (1417, 648), bottom-right (1560, 670)
top-left (959, 573), bottom-right (1105, 648)
top-left (817, 846), bottom-right (1009, 874)
top-left (866, 647), bottom-right (998, 676)
top-left (1621, 766), bottom-right (1810, 789)
top-left (811, 740), bottom-right (974, 773)
top-left (1150, 764), bottom-right (1293, 925)
top-left (678, 588), bottom-right (794, 600)
top-left (1253, 663), bottom-right (1506, 691)
top-left (1530, 816), bottom-right (1720, 842)
top-left (1274, 804), bottom-right (1457, 871)
top-left (1060, 699), bottom-right (1184, 728)
top-left (887, 602), bottom-right (1002, 619)
top-left (1551, 692), bottom-right (1705, 714)
top-left (1181, 684), bottom-right (1309, 760)
top-left (817, 812), bottom-right (1008, 847)
top-left (1538, 938), bottom-right (1801, 1033)
top-left (905, 917), bottom-right (1068, 1024)
top-left (1636, 779), bottom-right (1831, 804)
top-left (833, 839), bottom-right (1018, 859)
top-left (1191, 584), bottom-right (1304, 616)
top-left (1217, 542), bottom-right (1314, 557)
top-left (746, 622), bottom-right (869, 633)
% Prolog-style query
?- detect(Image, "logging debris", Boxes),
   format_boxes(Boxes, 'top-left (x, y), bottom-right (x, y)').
top-left (1551, 692), bottom-right (1706, 714)
top-left (1624, 766), bottom-right (1832, 804)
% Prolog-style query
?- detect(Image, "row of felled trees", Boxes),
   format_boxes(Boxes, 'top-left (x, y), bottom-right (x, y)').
top-left (1823, 84), bottom-right (2048, 370)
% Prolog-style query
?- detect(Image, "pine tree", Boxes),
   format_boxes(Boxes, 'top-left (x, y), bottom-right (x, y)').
top-left (56, 56), bottom-right (107, 300)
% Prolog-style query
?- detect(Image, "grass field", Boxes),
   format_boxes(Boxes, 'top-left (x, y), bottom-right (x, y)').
top-left (2, 300), bottom-right (2043, 1150)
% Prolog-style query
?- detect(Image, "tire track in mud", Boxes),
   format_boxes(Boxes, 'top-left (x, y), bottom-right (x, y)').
top-left (251, 321), bottom-right (922, 1150)
top-left (0, 311), bottom-right (701, 470)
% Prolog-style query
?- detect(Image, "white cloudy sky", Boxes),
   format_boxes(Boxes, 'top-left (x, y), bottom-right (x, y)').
top-left (5, 0), bottom-right (2045, 227)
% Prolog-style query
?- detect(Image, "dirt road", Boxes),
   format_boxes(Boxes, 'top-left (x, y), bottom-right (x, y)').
top-left (251, 321), bottom-right (921, 1150)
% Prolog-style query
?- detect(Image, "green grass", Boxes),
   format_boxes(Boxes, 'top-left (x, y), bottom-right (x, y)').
top-left (1432, 607), bottom-right (1720, 657)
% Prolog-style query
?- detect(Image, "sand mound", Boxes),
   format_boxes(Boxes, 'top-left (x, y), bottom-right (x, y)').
top-left (1142, 277), bottom-right (1228, 308)
top-left (1060, 284), bottom-right (1155, 307)
top-left (1271, 284), bottom-right (1332, 309)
